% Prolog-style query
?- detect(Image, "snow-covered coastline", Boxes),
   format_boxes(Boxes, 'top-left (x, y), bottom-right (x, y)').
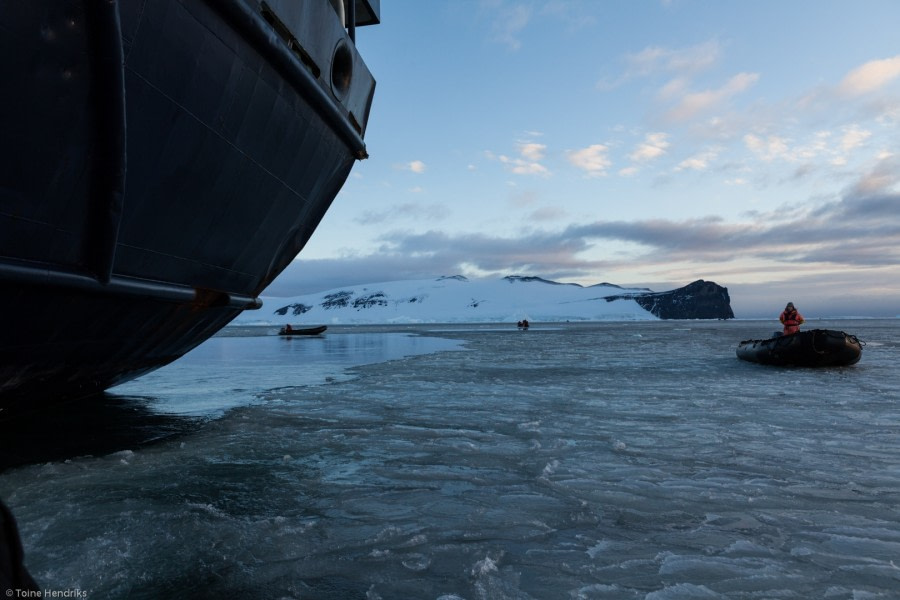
top-left (232, 275), bottom-right (669, 326)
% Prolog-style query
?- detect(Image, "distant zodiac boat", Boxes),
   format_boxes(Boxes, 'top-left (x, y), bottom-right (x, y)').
top-left (279, 325), bottom-right (327, 336)
top-left (0, 0), bottom-right (379, 406)
top-left (736, 329), bottom-right (863, 367)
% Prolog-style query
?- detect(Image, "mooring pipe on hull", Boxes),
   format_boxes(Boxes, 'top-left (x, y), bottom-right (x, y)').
top-left (0, 261), bottom-right (262, 311)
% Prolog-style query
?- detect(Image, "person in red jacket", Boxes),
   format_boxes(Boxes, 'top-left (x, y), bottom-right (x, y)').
top-left (779, 302), bottom-right (804, 335)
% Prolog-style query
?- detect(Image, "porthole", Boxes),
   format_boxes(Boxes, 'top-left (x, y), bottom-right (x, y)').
top-left (331, 41), bottom-right (352, 98)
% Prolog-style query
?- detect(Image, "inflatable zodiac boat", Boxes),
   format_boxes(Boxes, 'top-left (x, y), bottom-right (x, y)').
top-left (736, 329), bottom-right (862, 367)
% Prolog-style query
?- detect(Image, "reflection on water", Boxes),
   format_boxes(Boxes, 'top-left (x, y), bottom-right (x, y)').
top-left (0, 394), bottom-right (203, 471)
top-left (1, 328), bottom-right (462, 471)
top-left (110, 328), bottom-right (463, 416)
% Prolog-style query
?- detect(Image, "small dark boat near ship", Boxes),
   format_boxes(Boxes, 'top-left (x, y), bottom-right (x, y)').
top-left (278, 325), bottom-right (327, 336)
top-left (1, 0), bottom-right (379, 407)
top-left (736, 329), bottom-right (863, 367)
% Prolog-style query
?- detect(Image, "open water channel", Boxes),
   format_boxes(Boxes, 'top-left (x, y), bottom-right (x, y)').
top-left (1, 319), bottom-right (899, 599)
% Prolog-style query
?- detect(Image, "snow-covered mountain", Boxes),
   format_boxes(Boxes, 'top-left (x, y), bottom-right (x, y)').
top-left (231, 275), bottom-right (733, 325)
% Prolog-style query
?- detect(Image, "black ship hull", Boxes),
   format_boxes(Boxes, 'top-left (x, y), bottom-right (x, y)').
top-left (0, 0), bottom-right (378, 406)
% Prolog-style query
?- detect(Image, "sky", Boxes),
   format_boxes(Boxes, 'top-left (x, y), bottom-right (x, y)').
top-left (264, 0), bottom-right (900, 318)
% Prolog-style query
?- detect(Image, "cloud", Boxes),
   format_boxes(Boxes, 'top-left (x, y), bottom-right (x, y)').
top-left (743, 133), bottom-right (790, 162)
top-left (267, 157), bottom-right (900, 318)
top-left (629, 133), bottom-right (669, 162)
top-left (499, 157), bottom-right (549, 176)
top-left (355, 202), bottom-right (451, 225)
top-left (539, 1), bottom-right (596, 32)
top-left (838, 55), bottom-right (900, 96)
top-left (406, 160), bottom-right (426, 173)
top-left (658, 77), bottom-right (690, 101)
top-left (598, 40), bottom-right (722, 91)
top-left (494, 141), bottom-right (550, 176)
top-left (273, 162), bottom-right (900, 295)
top-left (626, 40), bottom-right (722, 78)
top-left (844, 154), bottom-right (900, 197)
top-left (378, 229), bottom-right (596, 274)
top-left (527, 206), bottom-right (567, 222)
top-left (676, 147), bottom-right (720, 171)
top-left (663, 72), bottom-right (759, 122)
top-left (508, 190), bottom-right (539, 208)
top-left (739, 122), bottom-right (879, 174)
top-left (796, 55), bottom-right (900, 123)
top-left (263, 253), bottom-right (453, 297)
top-left (840, 125), bottom-right (871, 152)
top-left (482, 0), bottom-right (532, 50)
top-left (567, 144), bottom-right (611, 177)
top-left (519, 142), bottom-right (545, 162)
